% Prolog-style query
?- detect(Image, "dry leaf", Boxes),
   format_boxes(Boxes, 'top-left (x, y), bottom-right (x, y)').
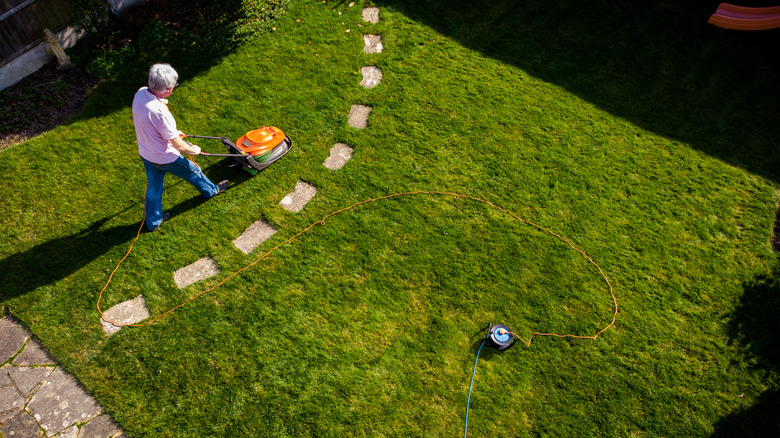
top-left (349, 2), bottom-right (355, 6)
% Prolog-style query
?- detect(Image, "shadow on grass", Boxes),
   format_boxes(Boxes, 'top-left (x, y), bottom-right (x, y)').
top-left (0, 165), bottom-right (254, 302)
top-left (712, 270), bottom-right (780, 437)
top-left (0, 215), bottom-right (140, 303)
top-left (63, 0), bottom-right (286, 126)
top-left (373, 0), bottom-right (780, 183)
top-left (67, 48), bottom-right (222, 126)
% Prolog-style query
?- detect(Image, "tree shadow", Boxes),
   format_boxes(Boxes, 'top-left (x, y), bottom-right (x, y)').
top-left (372, 0), bottom-right (780, 183)
top-left (65, 44), bottom-right (224, 126)
top-left (63, 0), bottom-right (286, 125)
top-left (712, 269), bottom-right (780, 437)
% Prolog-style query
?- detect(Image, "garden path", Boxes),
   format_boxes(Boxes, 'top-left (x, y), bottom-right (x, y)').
top-left (0, 316), bottom-right (125, 437)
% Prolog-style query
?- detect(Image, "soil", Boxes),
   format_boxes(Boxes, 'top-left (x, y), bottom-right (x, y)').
top-left (0, 63), bottom-right (100, 151)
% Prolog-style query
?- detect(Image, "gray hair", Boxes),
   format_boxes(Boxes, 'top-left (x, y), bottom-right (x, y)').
top-left (148, 63), bottom-right (178, 94)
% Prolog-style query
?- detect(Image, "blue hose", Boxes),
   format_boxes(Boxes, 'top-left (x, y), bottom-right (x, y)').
top-left (464, 340), bottom-right (486, 438)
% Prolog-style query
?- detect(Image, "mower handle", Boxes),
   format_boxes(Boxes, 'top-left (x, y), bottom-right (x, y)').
top-left (199, 152), bottom-right (248, 157)
top-left (182, 134), bottom-right (239, 148)
top-left (181, 134), bottom-right (247, 157)
top-left (182, 134), bottom-right (230, 141)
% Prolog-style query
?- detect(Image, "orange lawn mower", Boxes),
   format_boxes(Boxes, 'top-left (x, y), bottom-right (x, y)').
top-left (182, 126), bottom-right (292, 175)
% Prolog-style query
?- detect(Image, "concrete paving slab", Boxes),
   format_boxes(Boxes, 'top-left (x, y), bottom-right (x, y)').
top-left (0, 315), bottom-right (127, 437)
top-left (363, 34), bottom-right (383, 53)
top-left (348, 105), bottom-right (372, 129)
top-left (280, 181), bottom-right (317, 213)
top-left (7, 365), bottom-right (53, 397)
top-left (14, 338), bottom-right (56, 366)
top-left (233, 221), bottom-right (277, 254)
top-left (173, 257), bottom-right (219, 289)
top-left (100, 295), bottom-right (151, 336)
top-left (0, 370), bottom-right (25, 423)
top-left (0, 387), bottom-right (24, 424)
top-left (27, 368), bottom-right (101, 436)
top-left (77, 414), bottom-right (122, 438)
top-left (0, 410), bottom-right (42, 437)
top-left (0, 316), bottom-right (30, 364)
top-left (360, 66), bottom-right (382, 88)
top-left (362, 7), bottom-right (380, 23)
top-left (323, 143), bottom-right (354, 170)
top-left (60, 424), bottom-right (79, 437)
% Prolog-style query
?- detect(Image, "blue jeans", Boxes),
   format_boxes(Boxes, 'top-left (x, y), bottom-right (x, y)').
top-left (142, 156), bottom-right (219, 230)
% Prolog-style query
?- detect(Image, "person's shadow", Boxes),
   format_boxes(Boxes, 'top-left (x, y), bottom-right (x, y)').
top-left (0, 183), bottom-right (232, 302)
top-left (0, 211), bottom-right (140, 302)
top-left (1, 162), bottom-right (255, 302)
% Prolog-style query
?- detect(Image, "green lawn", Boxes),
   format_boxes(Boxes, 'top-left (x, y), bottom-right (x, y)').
top-left (2, 0), bottom-right (780, 436)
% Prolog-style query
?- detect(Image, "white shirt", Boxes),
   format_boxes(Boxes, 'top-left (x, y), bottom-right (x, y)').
top-left (132, 87), bottom-right (181, 164)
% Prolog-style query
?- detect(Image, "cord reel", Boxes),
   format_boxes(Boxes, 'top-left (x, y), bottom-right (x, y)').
top-left (485, 323), bottom-right (514, 351)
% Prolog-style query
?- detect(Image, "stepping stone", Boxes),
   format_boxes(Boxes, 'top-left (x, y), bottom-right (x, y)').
top-left (6, 364), bottom-right (53, 397)
top-left (280, 181), bottom-right (317, 213)
top-left (323, 143), bottom-right (354, 170)
top-left (349, 105), bottom-right (372, 129)
top-left (363, 7), bottom-right (380, 23)
top-left (27, 367), bottom-right (102, 436)
top-left (360, 66), bottom-right (383, 88)
top-left (13, 338), bottom-right (56, 366)
top-left (233, 221), bottom-right (277, 254)
top-left (0, 316), bottom-right (29, 364)
top-left (100, 295), bottom-right (151, 336)
top-left (173, 257), bottom-right (219, 289)
top-left (363, 34), bottom-right (383, 53)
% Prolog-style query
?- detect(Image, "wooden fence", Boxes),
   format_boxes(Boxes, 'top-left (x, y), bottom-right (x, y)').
top-left (0, 0), bottom-right (77, 67)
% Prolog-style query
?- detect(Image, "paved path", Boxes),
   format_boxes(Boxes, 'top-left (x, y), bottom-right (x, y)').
top-left (0, 316), bottom-right (125, 437)
top-left (2, 5), bottom-right (385, 437)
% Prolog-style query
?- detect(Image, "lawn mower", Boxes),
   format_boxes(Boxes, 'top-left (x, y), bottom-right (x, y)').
top-left (182, 126), bottom-right (292, 175)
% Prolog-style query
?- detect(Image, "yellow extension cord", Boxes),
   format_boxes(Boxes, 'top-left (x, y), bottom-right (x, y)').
top-left (97, 190), bottom-right (617, 347)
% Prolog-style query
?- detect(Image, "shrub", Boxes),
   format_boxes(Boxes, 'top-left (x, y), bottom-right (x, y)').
top-left (136, 20), bottom-right (172, 50)
top-left (65, 0), bottom-right (291, 78)
top-left (84, 44), bottom-right (138, 78)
